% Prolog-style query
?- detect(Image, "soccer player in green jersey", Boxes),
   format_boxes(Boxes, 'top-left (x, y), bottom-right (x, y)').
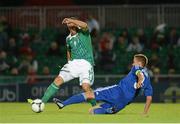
top-left (28, 17), bottom-right (96, 107)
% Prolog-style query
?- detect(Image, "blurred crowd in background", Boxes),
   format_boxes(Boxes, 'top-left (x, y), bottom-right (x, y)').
top-left (0, 15), bottom-right (180, 81)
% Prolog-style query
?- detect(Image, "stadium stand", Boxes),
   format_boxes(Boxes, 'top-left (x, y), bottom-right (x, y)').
top-left (1, 23), bottom-right (180, 76)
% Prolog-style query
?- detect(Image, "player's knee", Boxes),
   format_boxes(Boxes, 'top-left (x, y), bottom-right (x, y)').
top-left (54, 76), bottom-right (64, 86)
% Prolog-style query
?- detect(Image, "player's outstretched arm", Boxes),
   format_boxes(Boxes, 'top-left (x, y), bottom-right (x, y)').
top-left (143, 96), bottom-right (152, 115)
top-left (62, 18), bottom-right (88, 31)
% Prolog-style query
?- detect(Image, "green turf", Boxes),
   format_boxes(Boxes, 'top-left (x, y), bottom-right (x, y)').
top-left (0, 103), bottom-right (179, 123)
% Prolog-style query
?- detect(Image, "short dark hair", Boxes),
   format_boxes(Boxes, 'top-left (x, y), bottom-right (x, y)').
top-left (134, 54), bottom-right (148, 67)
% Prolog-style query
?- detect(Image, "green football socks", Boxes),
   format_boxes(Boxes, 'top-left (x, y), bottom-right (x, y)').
top-left (42, 82), bottom-right (59, 103)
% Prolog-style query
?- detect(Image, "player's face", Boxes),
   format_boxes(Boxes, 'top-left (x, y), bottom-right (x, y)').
top-left (67, 24), bottom-right (77, 34)
top-left (132, 58), bottom-right (141, 67)
top-left (67, 23), bottom-right (75, 28)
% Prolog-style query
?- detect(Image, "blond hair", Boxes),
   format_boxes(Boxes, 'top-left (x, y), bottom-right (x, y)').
top-left (134, 54), bottom-right (148, 67)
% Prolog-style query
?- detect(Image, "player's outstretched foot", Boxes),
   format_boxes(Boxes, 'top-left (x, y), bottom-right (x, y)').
top-left (53, 98), bottom-right (64, 109)
top-left (27, 99), bottom-right (33, 104)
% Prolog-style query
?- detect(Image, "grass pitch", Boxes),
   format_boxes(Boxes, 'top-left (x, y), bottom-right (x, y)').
top-left (0, 103), bottom-right (179, 123)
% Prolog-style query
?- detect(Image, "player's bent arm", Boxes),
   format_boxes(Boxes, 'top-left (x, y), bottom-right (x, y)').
top-left (136, 70), bottom-right (145, 89)
top-left (64, 18), bottom-right (88, 31)
top-left (143, 96), bottom-right (152, 115)
top-left (70, 19), bottom-right (88, 31)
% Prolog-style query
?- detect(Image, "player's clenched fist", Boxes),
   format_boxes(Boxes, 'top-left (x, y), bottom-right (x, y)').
top-left (62, 18), bottom-right (72, 24)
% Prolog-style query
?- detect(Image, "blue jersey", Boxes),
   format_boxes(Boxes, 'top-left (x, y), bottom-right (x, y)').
top-left (119, 65), bottom-right (153, 101)
top-left (94, 65), bottom-right (153, 113)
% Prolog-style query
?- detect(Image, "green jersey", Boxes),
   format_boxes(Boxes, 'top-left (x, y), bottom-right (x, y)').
top-left (66, 29), bottom-right (94, 65)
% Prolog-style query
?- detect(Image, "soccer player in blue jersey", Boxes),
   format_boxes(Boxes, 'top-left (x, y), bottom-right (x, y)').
top-left (53, 54), bottom-right (153, 115)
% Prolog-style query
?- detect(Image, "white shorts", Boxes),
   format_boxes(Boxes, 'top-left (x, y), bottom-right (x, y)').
top-left (59, 59), bottom-right (94, 86)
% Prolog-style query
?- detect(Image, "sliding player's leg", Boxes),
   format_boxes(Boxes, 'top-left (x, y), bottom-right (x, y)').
top-left (53, 85), bottom-right (96, 109)
top-left (94, 86), bottom-right (127, 114)
top-left (53, 93), bottom-right (87, 109)
top-left (53, 84), bottom-right (118, 109)
top-left (52, 81), bottom-right (94, 108)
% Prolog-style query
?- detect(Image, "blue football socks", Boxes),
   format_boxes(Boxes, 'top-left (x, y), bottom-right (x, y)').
top-left (62, 93), bottom-right (86, 106)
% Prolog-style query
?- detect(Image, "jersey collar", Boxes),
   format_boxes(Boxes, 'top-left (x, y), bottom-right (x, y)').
top-left (67, 33), bottom-right (78, 40)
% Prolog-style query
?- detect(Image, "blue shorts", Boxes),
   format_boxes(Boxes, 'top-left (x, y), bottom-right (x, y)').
top-left (94, 85), bottom-right (130, 113)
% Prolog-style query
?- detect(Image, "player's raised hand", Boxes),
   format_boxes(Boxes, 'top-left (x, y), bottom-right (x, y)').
top-left (136, 82), bottom-right (143, 89)
top-left (136, 71), bottom-right (144, 89)
top-left (62, 18), bottom-right (70, 24)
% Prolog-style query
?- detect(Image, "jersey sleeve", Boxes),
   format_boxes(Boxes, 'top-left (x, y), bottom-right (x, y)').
top-left (66, 44), bottom-right (70, 51)
top-left (78, 28), bottom-right (90, 35)
top-left (144, 82), bottom-right (153, 96)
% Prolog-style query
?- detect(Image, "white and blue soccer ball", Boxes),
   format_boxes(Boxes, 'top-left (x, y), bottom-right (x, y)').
top-left (31, 99), bottom-right (45, 113)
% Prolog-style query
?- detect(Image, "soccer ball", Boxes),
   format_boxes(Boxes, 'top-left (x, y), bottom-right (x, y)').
top-left (31, 99), bottom-right (45, 113)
